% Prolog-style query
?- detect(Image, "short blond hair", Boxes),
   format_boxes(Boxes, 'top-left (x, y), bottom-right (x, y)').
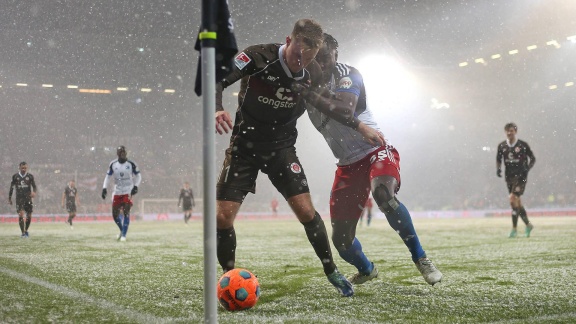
top-left (291, 18), bottom-right (323, 49)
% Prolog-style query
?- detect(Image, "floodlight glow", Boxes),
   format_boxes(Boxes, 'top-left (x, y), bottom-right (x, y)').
top-left (140, 88), bottom-right (152, 92)
top-left (458, 62), bottom-right (468, 67)
top-left (491, 54), bottom-right (501, 59)
top-left (16, 83), bottom-right (28, 87)
top-left (546, 40), bottom-right (561, 49)
top-left (567, 35), bottom-right (576, 43)
top-left (232, 92), bottom-right (239, 96)
top-left (548, 85), bottom-right (557, 90)
top-left (508, 49), bottom-right (519, 55)
top-left (474, 58), bottom-right (485, 64)
top-left (566, 82), bottom-right (574, 87)
top-left (67, 85), bottom-right (78, 89)
top-left (164, 89), bottom-right (175, 93)
top-left (527, 45), bottom-right (537, 51)
top-left (356, 54), bottom-right (418, 114)
top-left (117, 87), bottom-right (128, 91)
top-left (42, 84), bottom-right (53, 88)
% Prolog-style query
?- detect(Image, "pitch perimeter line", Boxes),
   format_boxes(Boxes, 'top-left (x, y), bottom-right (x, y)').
top-left (0, 266), bottom-right (193, 323)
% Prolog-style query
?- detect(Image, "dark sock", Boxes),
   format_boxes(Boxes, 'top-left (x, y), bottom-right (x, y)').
top-left (19, 217), bottom-right (25, 233)
top-left (25, 216), bottom-right (31, 231)
top-left (518, 206), bottom-right (529, 225)
top-left (302, 212), bottom-right (336, 275)
top-left (217, 227), bottom-right (236, 272)
top-left (511, 208), bottom-right (519, 228)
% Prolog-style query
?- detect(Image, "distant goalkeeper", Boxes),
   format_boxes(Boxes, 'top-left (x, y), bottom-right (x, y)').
top-left (178, 181), bottom-right (195, 224)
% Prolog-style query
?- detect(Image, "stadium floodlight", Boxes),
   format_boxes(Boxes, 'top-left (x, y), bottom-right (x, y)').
top-left (79, 88), bottom-right (111, 94)
top-left (458, 62), bottom-right (468, 67)
top-left (549, 85), bottom-right (557, 90)
top-left (546, 40), bottom-right (561, 49)
top-left (474, 58), bottom-right (486, 65)
top-left (116, 87), bottom-right (129, 91)
top-left (164, 89), bottom-right (175, 93)
top-left (140, 88), bottom-right (152, 92)
top-left (16, 83), bottom-right (28, 87)
top-left (42, 84), bottom-right (53, 88)
top-left (491, 54), bottom-right (501, 59)
top-left (357, 54), bottom-right (418, 118)
top-left (527, 45), bottom-right (537, 51)
top-left (67, 85), bottom-right (78, 89)
top-left (567, 35), bottom-right (576, 43)
top-left (566, 82), bottom-right (574, 87)
top-left (508, 49), bottom-right (519, 55)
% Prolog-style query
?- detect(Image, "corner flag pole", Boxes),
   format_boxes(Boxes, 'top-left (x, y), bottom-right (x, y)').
top-left (200, 0), bottom-right (217, 322)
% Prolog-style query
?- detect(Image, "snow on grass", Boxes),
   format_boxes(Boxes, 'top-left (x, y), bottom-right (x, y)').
top-left (0, 216), bottom-right (575, 323)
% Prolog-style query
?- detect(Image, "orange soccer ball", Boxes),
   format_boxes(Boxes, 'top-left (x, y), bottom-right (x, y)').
top-left (217, 268), bottom-right (260, 311)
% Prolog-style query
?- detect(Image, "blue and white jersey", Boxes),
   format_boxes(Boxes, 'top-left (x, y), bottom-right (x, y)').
top-left (307, 62), bottom-right (382, 166)
top-left (102, 159), bottom-right (141, 195)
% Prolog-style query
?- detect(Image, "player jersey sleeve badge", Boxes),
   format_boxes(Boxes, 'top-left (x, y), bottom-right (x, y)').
top-left (234, 52), bottom-right (252, 70)
top-left (338, 76), bottom-right (353, 89)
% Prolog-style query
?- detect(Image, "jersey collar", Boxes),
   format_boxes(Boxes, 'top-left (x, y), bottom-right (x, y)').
top-left (506, 139), bottom-right (518, 147)
top-left (278, 44), bottom-right (305, 81)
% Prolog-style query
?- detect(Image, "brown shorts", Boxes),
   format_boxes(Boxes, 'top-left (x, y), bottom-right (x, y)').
top-left (506, 174), bottom-right (527, 196)
top-left (217, 146), bottom-right (310, 203)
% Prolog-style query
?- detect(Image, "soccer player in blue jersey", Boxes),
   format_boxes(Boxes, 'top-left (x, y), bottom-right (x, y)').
top-left (301, 33), bottom-right (443, 286)
top-left (101, 146), bottom-right (141, 241)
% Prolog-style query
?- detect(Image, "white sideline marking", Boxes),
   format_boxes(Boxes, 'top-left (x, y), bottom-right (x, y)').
top-left (0, 266), bottom-right (176, 323)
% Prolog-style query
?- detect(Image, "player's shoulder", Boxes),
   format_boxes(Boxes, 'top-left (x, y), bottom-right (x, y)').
top-left (497, 140), bottom-right (507, 148)
top-left (334, 62), bottom-right (361, 78)
top-left (241, 43), bottom-right (279, 60)
top-left (517, 139), bottom-right (530, 146)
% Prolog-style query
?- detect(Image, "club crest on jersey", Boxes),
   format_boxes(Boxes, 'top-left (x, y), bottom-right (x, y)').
top-left (338, 77), bottom-right (353, 89)
top-left (234, 52), bottom-right (251, 70)
top-left (301, 179), bottom-right (308, 187)
top-left (290, 162), bottom-right (302, 174)
top-left (515, 147), bottom-right (521, 153)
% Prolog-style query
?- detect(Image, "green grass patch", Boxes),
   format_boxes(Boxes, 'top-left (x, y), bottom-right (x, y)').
top-left (1, 216), bottom-right (575, 323)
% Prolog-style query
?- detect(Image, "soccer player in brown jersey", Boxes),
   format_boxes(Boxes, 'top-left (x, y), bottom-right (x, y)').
top-left (213, 19), bottom-right (381, 297)
top-left (62, 180), bottom-right (80, 229)
top-left (8, 162), bottom-right (37, 238)
top-left (496, 123), bottom-right (536, 238)
top-left (178, 181), bottom-right (195, 224)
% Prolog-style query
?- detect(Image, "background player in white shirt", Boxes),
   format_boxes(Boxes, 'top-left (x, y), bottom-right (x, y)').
top-left (101, 146), bottom-right (141, 241)
top-left (303, 33), bottom-right (443, 286)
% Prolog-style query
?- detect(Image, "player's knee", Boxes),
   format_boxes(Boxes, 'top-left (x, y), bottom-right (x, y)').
top-left (332, 231), bottom-right (353, 251)
top-left (373, 184), bottom-right (399, 215)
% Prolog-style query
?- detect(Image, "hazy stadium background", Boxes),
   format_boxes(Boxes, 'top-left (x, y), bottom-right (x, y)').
top-left (1, 0), bottom-right (575, 220)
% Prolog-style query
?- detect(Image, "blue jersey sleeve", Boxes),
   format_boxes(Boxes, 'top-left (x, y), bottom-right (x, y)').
top-left (334, 70), bottom-right (363, 97)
